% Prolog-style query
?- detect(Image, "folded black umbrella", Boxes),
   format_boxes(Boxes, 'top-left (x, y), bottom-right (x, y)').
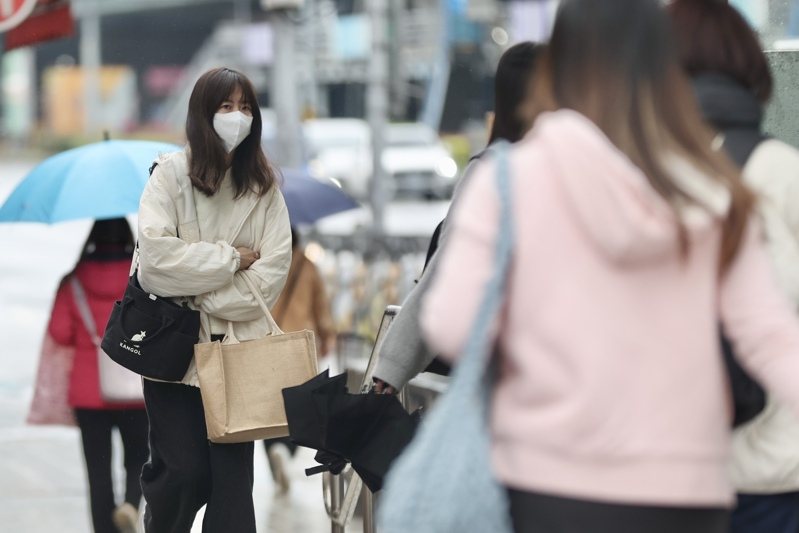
top-left (324, 391), bottom-right (420, 491)
top-left (281, 370), bottom-right (420, 492)
top-left (282, 369), bottom-right (347, 449)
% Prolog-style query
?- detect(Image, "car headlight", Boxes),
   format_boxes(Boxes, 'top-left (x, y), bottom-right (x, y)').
top-left (435, 157), bottom-right (458, 179)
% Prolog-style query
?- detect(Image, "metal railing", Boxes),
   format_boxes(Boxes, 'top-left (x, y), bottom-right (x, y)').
top-left (323, 305), bottom-right (446, 533)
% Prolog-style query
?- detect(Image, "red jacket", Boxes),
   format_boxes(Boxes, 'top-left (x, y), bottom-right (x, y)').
top-left (48, 258), bottom-right (144, 410)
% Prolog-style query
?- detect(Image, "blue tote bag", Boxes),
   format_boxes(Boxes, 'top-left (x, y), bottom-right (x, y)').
top-left (379, 142), bottom-right (515, 533)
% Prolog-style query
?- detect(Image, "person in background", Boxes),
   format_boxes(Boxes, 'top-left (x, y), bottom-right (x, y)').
top-left (48, 218), bottom-right (148, 533)
top-left (264, 225), bottom-right (335, 494)
top-left (136, 67), bottom-right (291, 533)
top-left (373, 41), bottom-right (545, 394)
top-left (669, 2), bottom-right (799, 531)
top-left (422, 0), bottom-right (799, 531)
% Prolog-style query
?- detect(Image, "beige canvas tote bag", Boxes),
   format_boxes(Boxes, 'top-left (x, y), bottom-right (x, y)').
top-left (195, 275), bottom-right (318, 443)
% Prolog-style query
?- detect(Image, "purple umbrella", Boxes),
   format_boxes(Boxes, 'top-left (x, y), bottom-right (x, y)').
top-left (280, 168), bottom-right (360, 225)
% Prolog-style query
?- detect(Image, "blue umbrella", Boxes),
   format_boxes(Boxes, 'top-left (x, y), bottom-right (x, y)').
top-left (0, 140), bottom-right (181, 224)
top-left (280, 169), bottom-right (360, 225)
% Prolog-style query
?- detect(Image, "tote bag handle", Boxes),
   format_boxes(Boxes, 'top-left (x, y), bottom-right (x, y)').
top-left (200, 273), bottom-right (285, 344)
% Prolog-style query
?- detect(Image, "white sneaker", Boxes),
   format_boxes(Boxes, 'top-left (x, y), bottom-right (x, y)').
top-left (112, 502), bottom-right (139, 533)
top-left (267, 442), bottom-right (292, 494)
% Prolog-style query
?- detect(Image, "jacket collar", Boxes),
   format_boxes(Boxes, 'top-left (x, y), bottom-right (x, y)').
top-left (172, 150), bottom-right (262, 243)
top-left (693, 73), bottom-right (763, 131)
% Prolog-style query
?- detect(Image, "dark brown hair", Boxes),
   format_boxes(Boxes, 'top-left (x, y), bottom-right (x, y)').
top-left (533, 0), bottom-right (755, 271)
top-left (668, 0), bottom-right (773, 102)
top-left (186, 67), bottom-right (277, 198)
top-left (488, 42), bottom-right (545, 145)
top-left (60, 217), bottom-right (135, 288)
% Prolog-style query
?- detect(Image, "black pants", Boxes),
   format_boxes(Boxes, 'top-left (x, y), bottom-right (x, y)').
top-left (74, 408), bottom-right (149, 533)
top-left (262, 437), bottom-right (297, 455)
top-left (508, 489), bottom-right (730, 533)
top-left (140, 379), bottom-right (255, 533)
top-left (731, 492), bottom-right (799, 533)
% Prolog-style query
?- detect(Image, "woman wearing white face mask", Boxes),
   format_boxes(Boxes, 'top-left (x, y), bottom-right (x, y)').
top-left (135, 67), bottom-right (291, 532)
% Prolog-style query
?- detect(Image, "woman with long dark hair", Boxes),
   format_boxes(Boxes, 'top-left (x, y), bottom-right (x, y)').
top-left (488, 41), bottom-right (545, 146)
top-left (47, 218), bottom-right (147, 533)
top-left (669, 2), bottom-right (799, 532)
top-left (373, 42), bottom-right (544, 394)
top-left (136, 67), bottom-right (291, 532)
top-left (421, 1), bottom-right (799, 531)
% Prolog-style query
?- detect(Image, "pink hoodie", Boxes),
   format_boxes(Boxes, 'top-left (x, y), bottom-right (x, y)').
top-left (421, 110), bottom-right (799, 507)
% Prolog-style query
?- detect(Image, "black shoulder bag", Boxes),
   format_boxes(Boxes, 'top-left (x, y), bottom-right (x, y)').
top-left (101, 267), bottom-right (200, 381)
top-left (101, 163), bottom-right (201, 381)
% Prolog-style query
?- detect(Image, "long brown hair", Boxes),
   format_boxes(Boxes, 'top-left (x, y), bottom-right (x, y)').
top-left (186, 67), bottom-right (277, 198)
top-left (533, 0), bottom-right (755, 271)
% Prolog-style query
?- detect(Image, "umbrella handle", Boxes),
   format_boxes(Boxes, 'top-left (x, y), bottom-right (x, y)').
top-left (116, 297), bottom-right (177, 343)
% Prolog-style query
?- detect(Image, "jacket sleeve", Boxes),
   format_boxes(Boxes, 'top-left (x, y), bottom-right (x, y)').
top-left (310, 259), bottom-right (336, 350)
top-left (193, 189), bottom-right (292, 322)
top-left (721, 219), bottom-right (799, 419)
top-left (137, 162), bottom-right (240, 297)
top-left (420, 158), bottom-right (500, 362)
top-left (373, 159), bottom-right (485, 389)
top-left (48, 281), bottom-right (76, 347)
top-left (374, 261), bottom-right (439, 389)
top-left (748, 141), bottom-right (799, 242)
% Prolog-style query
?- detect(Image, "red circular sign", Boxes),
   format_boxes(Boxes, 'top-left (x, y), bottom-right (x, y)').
top-left (0, 0), bottom-right (38, 33)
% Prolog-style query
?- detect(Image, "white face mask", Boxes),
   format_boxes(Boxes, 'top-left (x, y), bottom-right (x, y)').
top-left (213, 111), bottom-right (253, 153)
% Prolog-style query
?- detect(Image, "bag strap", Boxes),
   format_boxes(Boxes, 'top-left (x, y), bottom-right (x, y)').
top-left (450, 141), bottom-right (514, 390)
top-left (241, 274), bottom-right (284, 334)
top-left (131, 162), bottom-right (159, 277)
top-left (69, 277), bottom-right (101, 347)
top-left (202, 274), bottom-right (285, 343)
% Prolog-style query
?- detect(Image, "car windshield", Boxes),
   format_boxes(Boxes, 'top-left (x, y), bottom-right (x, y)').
top-left (386, 124), bottom-right (437, 147)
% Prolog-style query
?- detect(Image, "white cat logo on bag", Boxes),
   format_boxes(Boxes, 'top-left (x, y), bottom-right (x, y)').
top-left (120, 331), bottom-right (146, 355)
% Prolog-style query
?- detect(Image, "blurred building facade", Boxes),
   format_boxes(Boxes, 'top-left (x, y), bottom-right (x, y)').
top-left (0, 0), bottom-right (545, 140)
top-left (2, 0), bottom-right (799, 142)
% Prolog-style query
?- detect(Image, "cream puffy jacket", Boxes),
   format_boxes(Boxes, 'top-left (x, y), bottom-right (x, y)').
top-left (731, 139), bottom-right (799, 493)
top-left (136, 150), bottom-right (292, 386)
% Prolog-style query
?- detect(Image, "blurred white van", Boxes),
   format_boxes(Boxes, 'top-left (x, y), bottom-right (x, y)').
top-left (381, 123), bottom-right (458, 199)
top-left (262, 114), bottom-right (458, 200)
top-left (304, 119), bottom-right (373, 198)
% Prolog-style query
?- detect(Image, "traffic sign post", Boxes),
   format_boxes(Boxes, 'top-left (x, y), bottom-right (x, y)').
top-left (0, 0), bottom-right (38, 33)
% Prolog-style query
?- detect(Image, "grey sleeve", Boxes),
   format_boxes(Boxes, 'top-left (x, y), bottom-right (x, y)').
top-left (373, 251), bottom-right (442, 389)
top-left (372, 158), bottom-right (482, 389)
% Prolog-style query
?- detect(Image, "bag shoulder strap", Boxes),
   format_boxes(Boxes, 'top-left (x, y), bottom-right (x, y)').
top-left (241, 274), bottom-right (284, 334)
top-left (69, 277), bottom-right (101, 346)
top-left (453, 141), bottom-right (514, 387)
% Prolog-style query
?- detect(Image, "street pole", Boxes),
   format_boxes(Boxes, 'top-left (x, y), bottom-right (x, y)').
top-left (234, 0), bottom-right (252, 23)
top-left (270, 10), bottom-right (303, 168)
top-left (367, 0), bottom-right (390, 238)
top-left (79, 0), bottom-right (102, 136)
top-left (388, 0), bottom-right (406, 119)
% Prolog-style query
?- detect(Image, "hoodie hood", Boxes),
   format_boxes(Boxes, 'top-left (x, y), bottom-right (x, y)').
top-left (530, 110), bottom-right (730, 265)
top-left (694, 73), bottom-right (763, 132)
top-left (74, 258), bottom-right (132, 300)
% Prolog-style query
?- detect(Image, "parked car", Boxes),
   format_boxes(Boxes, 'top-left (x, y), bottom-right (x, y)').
top-left (262, 114), bottom-right (458, 200)
top-left (381, 123), bottom-right (458, 199)
top-left (304, 118), bottom-right (373, 198)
